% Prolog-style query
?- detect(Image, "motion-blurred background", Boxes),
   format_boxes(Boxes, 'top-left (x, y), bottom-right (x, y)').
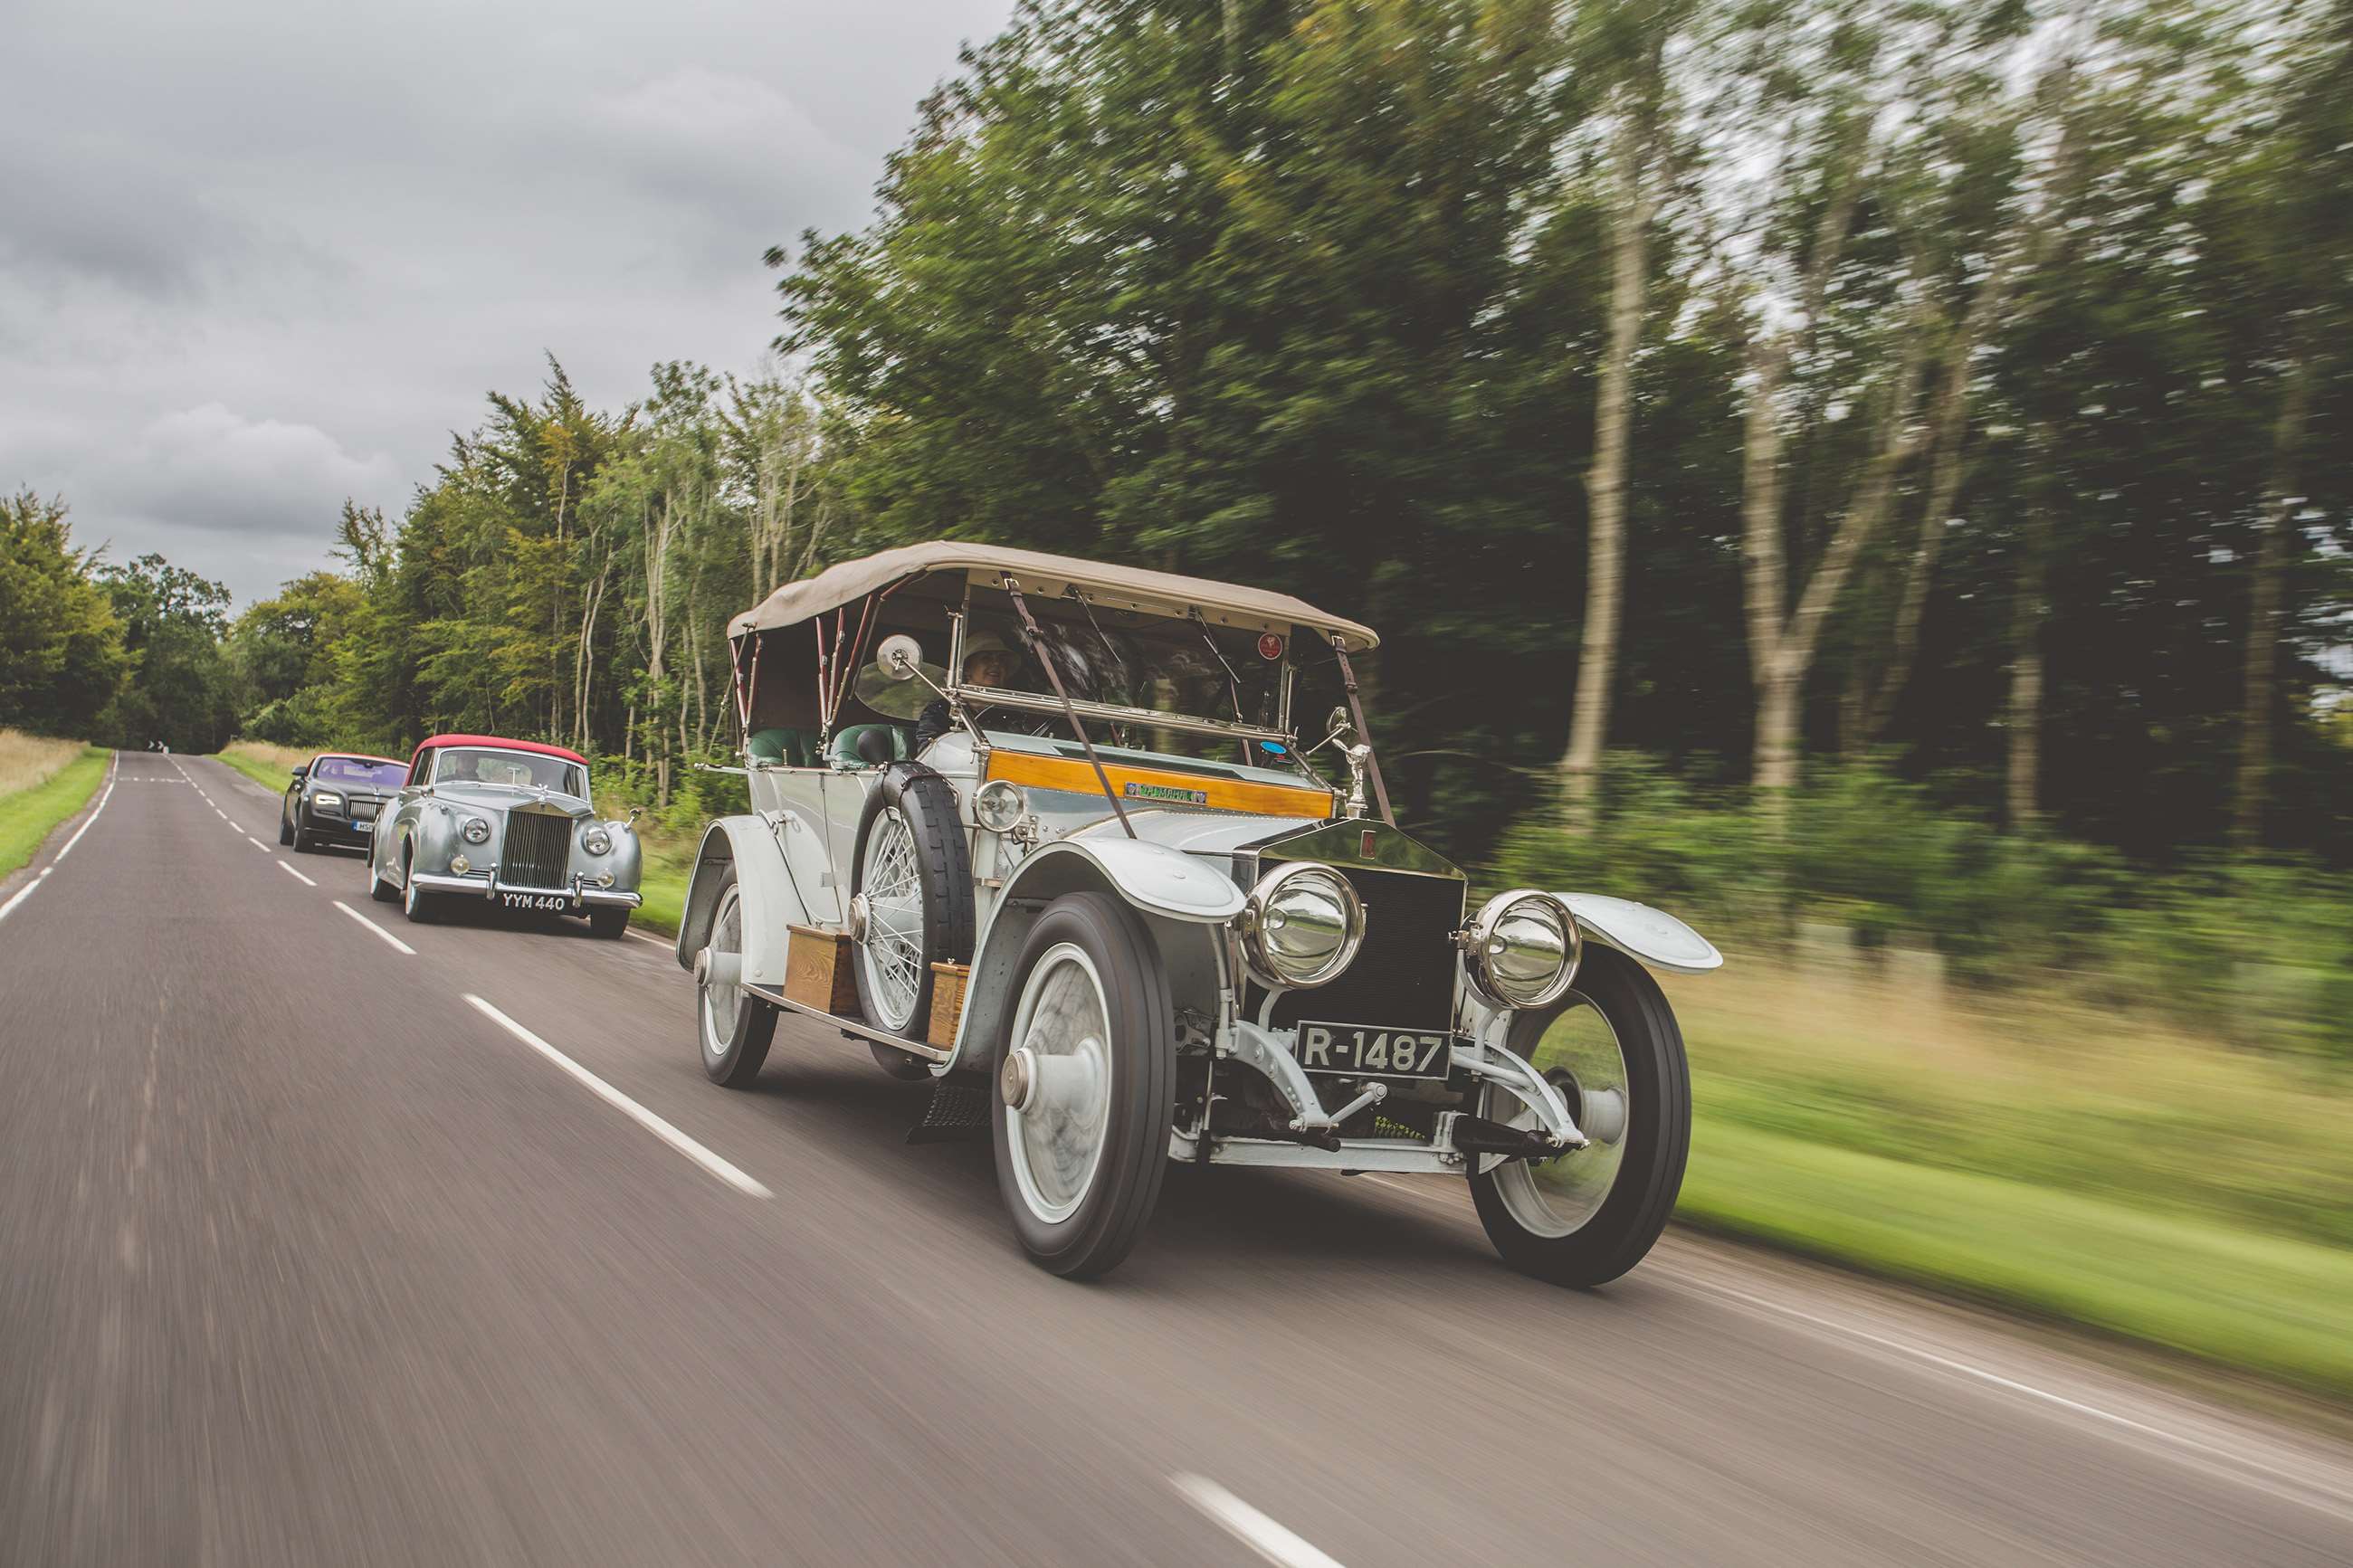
top-left (5, 0), bottom-right (2351, 1397)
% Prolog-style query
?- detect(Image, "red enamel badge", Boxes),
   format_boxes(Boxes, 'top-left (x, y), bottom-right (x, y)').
top-left (1257, 632), bottom-right (1284, 660)
top-left (1360, 829), bottom-right (1377, 857)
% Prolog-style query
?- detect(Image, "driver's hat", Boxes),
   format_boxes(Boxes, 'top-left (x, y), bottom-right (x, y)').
top-left (961, 630), bottom-right (1016, 664)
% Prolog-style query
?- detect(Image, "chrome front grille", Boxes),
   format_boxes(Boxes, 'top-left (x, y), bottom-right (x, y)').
top-left (502, 811), bottom-right (573, 889)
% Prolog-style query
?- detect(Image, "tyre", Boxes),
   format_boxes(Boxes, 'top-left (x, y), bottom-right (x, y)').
top-left (848, 766), bottom-right (975, 1064)
top-left (696, 869), bottom-right (776, 1088)
top-left (1467, 946), bottom-right (1691, 1288)
top-left (368, 844), bottom-right (397, 902)
top-left (291, 819), bottom-right (313, 853)
top-left (278, 808), bottom-right (292, 846)
top-left (992, 892), bottom-right (1174, 1278)
top-left (400, 850), bottom-right (440, 925)
top-left (587, 906), bottom-right (630, 939)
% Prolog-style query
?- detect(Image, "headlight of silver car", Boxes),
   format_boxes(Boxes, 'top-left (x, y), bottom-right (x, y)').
top-left (1461, 889), bottom-right (1580, 1010)
top-left (582, 826), bottom-right (613, 856)
top-left (460, 815), bottom-right (492, 845)
top-left (1236, 862), bottom-right (1364, 990)
top-left (973, 779), bottom-right (1026, 834)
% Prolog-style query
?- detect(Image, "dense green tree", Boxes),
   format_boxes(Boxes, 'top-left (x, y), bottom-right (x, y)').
top-left (0, 489), bottom-right (128, 737)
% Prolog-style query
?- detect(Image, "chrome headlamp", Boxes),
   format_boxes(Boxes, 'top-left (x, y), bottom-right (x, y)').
top-left (582, 825), bottom-right (613, 856)
top-left (459, 814), bottom-right (492, 845)
top-left (1460, 889), bottom-right (1580, 1010)
top-left (1236, 862), bottom-right (1365, 991)
top-left (312, 790), bottom-right (344, 810)
top-left (974, 779), bottom-right (1026, 834)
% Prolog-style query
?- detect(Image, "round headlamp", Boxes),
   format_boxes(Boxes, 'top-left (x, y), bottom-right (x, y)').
top-left (460, 815), bottom-right (492, 845)
top-left (1236, 862), bottom-right (1365, 991)
top-left (1462, 889), bottom-right (1580, 1010)
top-left (582, 826), bottom-right (613, 856)
top-left (974, 779), bottom-right (1026, 834)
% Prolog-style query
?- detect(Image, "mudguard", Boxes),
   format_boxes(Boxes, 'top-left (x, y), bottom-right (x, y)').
top-left (1558, 892), bottom-right (1722, 974)
top-left (675, 815), bottom-right (814, 985)
top-left (939, 838), bottom-right (1242, 1075)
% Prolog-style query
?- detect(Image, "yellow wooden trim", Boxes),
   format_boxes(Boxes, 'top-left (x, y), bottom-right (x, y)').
top-left (985, 749), bottom-right (1333, 819)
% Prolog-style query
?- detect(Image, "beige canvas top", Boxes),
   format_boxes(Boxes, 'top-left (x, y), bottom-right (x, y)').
top-left (727, 539), bottom-right (1380, 651)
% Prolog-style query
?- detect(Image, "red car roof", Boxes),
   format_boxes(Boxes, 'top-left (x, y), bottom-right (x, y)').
top-left (410, 734), bottom-right (590, 767)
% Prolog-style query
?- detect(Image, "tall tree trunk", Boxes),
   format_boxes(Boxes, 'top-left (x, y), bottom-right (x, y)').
top-left (2006, 486), bottom-right (2051, 829)
top-left (2232, 352), bottom-right (2316, 848)
top-left (1559, 96), bottom-right (1658, 827)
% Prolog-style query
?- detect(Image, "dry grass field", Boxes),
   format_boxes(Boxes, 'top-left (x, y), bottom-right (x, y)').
top-left (0, 729), bottom-right (85, 797)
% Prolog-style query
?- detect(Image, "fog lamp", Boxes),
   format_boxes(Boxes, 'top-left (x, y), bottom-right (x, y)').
top-left (450, 854), bottom-right (471, 876)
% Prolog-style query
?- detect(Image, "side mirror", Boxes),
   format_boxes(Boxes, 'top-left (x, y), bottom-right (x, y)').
top-left (1327, 706), bottom-right (1352, 738)
top-left (875, 633), bottom-right (925, 680)
top-left (291, 765), bottom-right (308, 779)
top-left (853, 728), bottom-right (892, 766)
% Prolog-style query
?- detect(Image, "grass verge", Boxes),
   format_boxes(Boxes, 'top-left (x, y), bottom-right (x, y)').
top-left (1656, 965), bottom-right (2353, 1401)
top-left (214, 740), bottom-right (310, 794)
top-left (0, 746), bottom-right (110, 879)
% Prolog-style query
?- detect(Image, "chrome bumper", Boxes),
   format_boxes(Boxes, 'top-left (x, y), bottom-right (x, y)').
top-left (406, 870), bottom-right (643, 909)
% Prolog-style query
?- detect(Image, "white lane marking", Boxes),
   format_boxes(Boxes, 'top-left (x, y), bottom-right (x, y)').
top-left (1171, 1476), bottom-right (1347, 1568)
top-left (0, 753), bottom-right (119, 925)
top-left (245, 835), bottom-right (268, 850)
top-left (278, 860), bottom-right (317, 887)
top-left (462, 993), bottom-right (771, 1199)
top-left (624, 927), bottom-right (671, 948)
top-left (334, 900), bottom-right (416, 955)
top-left (1350, 1174), bottom-right (2353, 1524)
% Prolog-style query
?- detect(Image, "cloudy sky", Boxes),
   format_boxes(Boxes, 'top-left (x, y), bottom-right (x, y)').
top-left (4, 0), bottom-right (1012, 605)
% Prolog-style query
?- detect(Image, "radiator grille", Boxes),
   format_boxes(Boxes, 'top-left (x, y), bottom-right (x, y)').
top-left (502, 811), bottom-right (573, 889)
top-left (1262, 867), bottom-right (1464, 1035)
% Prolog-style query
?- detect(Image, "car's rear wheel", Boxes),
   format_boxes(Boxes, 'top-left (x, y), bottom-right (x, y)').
top-left (698, 871), bottom-right (776, 1087)
top-left (1467, 946), bottom-right (1689, 1288)
top-left (992, 892), bottom-right (1173, 1279)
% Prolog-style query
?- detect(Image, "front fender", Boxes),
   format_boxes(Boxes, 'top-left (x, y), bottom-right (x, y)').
top-left (675, 816), bottom-right (810, 984)
top-left (1559, 892), bottom-right (1722, 974)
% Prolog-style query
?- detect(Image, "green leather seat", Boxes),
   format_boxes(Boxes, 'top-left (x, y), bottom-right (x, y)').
top-left (827, 724), bottom-right (911, 767)
top-left (748, 727), bottom-right (819, 767)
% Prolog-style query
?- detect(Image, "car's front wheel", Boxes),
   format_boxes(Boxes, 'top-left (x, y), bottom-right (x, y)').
top-left (697, 870), bottom-right (775, 1087)
top-left (992, 892), bottom-right (1174, 1279)
top-left (1467, 946), bottom-right (1690, 1288)
top-left (587, 906), bottom-right (630, 940)
top-left (278, 805), bottom-right (293, 846)
top-left (368, 841), bottom-right (397, 902)
top-left (400, 850), bottom-right (440, 924)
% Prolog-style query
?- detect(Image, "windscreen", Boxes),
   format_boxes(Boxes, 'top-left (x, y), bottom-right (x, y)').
top-left (431, 747), bottom-right (586, 796)
top-left (313, 757), bottom-right (405, 786)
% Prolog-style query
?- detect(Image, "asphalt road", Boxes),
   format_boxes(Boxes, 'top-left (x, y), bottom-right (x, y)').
top-left (6, 751), bottom-right (2353, 1567)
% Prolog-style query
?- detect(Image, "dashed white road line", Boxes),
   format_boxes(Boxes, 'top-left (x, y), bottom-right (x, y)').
top-left (0, 752), bottom-right (118, 927)
top-left (1171, 1476), bottom-right (1347, 1568)
top-left (278, 860), bottom-right (317, 887)
top-left (334, 900), bottom-right (416, 955)
top-left (624, 927), bottom-right (671, 949)
top-left (463, 993), bottom-right (771, 1199)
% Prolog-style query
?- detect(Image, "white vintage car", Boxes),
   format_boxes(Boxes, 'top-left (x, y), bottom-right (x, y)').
top-left (679, 542), bottom-right (1720, 1280)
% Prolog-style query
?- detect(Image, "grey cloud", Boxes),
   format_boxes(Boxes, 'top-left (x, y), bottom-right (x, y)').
top-left (1, 0), bottom-right (1012, 603)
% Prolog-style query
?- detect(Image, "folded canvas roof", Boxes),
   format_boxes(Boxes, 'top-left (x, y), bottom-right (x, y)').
top-left (727, 540), bottom-right (1379, 651)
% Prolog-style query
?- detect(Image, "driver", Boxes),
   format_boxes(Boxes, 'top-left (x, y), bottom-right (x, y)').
top-left (913, 631), bottom-right (1024, 749)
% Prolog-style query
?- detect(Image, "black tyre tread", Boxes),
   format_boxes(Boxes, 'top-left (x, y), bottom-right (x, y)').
top-left (588, 906), bottom-right (630, 939)
top-left (849, 765), bottom-right (976, 1044)
top-left (993, 891), bottom-right (1174, 1279)
top-left (368, 851), bottom-right (397, 902)
top-left (278, 811), bottom-right (292, 846)
top-left (1468, 946), bottom-right (1691, 1288)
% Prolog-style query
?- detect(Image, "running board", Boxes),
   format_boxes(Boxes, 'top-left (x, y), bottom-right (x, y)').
top-left (743, 983), bottom-right (953, 1062)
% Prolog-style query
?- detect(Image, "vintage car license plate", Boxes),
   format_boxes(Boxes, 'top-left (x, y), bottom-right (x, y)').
top-left (500, 891), bottom-right (573, 911)
top-left (1296, 1022), bottom-right (1453, 1079)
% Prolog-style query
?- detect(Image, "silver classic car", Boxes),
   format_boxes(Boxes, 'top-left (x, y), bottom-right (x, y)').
top-left (680, 543), bottom-right (1721, 1280)
top-left (367, 733), bottom-right (644, 936)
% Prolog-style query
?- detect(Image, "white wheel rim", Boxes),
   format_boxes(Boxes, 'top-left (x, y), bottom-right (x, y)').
top-left (1486, 993), bottom-right (1631, 1239)
top-left (1004, 943), bottom-right (1113, 1225)
top-left (857, 808), bottom-right (925, 1032)
top-left (701, 887), bottom-right (744, 1060)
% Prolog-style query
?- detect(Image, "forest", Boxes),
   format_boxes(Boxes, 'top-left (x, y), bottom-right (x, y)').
top-left (6, 0), bottom-right (2350, 1041)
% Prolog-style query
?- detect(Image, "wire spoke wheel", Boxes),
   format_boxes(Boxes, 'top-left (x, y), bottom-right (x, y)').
top-left (858, 808), bottom-right (925, 1031)
top-left (1003, 943), bottom-right (1114, 1224)
top-left (1484, 995), bottom-right (1631, 1238)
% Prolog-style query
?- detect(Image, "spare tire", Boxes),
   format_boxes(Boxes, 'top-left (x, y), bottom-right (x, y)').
top-left (850, 764), bottom-right (976, 1072)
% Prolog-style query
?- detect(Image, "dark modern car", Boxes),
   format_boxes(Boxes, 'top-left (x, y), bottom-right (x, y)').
top-left (281, 753), bottom-right (407, 852)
